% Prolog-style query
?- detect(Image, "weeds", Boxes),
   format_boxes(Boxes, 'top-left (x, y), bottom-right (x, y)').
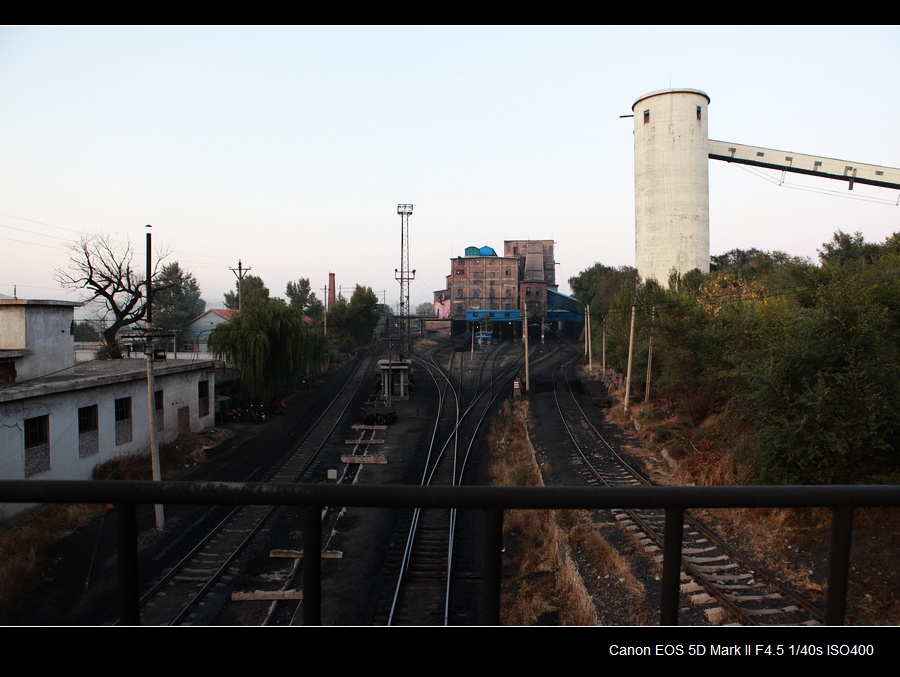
top-left (488, 399), bottom-right (642, 625)
top-left (0, 431), bottom-right (227, 624)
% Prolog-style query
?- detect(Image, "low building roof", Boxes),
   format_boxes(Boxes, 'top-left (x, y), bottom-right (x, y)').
top-left (187, 309), bottom-right (238, 325)
top-left (0, 357), bottom-right (218, 403)
top-left (0, 299), bottom-right (81, 308)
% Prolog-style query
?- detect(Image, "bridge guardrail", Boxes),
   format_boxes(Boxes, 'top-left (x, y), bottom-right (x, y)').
top-left (2, 480), bottom-right (898, 626)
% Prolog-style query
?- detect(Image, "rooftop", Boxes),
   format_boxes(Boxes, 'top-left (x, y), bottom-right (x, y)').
top-left (0, 357), bottom-right (218, 403)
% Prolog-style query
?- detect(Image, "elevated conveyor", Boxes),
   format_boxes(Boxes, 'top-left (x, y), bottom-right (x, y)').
top-left (708, 140), bottom-right (900, 191)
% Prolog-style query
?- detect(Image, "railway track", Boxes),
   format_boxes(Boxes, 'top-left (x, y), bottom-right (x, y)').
top-left (125, 348), bottom-right (379, 625)
top-left (548, 354), bottom-right (825, 626)
top-left (117, 328), bottom-right (827, 626)
top-left (374, 338), bottom-right (556, 625)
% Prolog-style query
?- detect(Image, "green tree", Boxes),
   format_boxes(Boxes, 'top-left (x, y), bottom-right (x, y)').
top-left (224, 274), bottom-right (270, 310)
top-left (72, 320), bottom-right (99, 342)
top-left (326, 285), bottom-right (381, 352)
top-left (818, 230), bottom-right (881, 267)
top-left (569, 263), bottom-right (639, 319)
top-left (285, 278), bottom-right (325, 323)
top-left (208, 298), bottom-right (327, 403)
top-left (415, 301), bottom-right (434, 316)
top-left (152, 262), bottom-right (206, 334)
top-left (727, 232), bottom-right (900, 484)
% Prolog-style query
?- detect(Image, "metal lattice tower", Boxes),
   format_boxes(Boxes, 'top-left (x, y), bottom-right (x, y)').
top-left (395, 204), bottom-right (415, 356)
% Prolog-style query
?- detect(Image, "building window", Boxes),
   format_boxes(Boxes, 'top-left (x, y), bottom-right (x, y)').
top-left (696, 105), bottom-right (702, 121)
top-left (0, 360), bottom-right (15, 383)
top-left (78, 405), bottom-right (99, 458)
top-left (644, 109), bottom-right (650, 124)
top-left (198, 380), bottom-right (210, 418)
top-left (155, 390), bottom-right (165, 432)
top-left (536, 287), bottom-right (542, 297)
top-left (24, 414), bottom-right (50, 477)
top-left (115, 396), bottom-right (132, 445)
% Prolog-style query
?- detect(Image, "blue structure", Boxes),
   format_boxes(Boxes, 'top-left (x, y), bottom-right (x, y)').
top-left (547, 289), bottom-right (581, 314)
top-left (466, 309), bottom-right (521, 323)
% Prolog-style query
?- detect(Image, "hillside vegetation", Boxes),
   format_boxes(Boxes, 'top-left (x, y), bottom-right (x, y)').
top-left (570, 230), bottom-right (900, 486)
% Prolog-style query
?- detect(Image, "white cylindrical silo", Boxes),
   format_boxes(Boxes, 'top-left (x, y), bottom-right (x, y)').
top-left (633, 88), bottom-right (711, 286)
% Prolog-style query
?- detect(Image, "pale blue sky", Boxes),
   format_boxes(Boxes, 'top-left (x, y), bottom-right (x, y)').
top-left (1, 25), bottom-right (898, 313)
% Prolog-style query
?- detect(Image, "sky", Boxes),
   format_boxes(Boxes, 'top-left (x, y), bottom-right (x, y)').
top-left (1, 25), bottom-right (898, 316)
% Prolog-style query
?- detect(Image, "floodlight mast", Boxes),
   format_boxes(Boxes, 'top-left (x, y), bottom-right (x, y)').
top-left (395, 204), bottom-right (415, 357)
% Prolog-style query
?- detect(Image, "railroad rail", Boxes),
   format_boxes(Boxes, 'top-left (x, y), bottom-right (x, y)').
top-left (549, 356), bottom-right (825, 625)
top-left (4, 336), bottom-right (899, 626)
top-left (381, 339), bottom-right (523, 624)
top-left (126, 348), bottom-right (378, 625)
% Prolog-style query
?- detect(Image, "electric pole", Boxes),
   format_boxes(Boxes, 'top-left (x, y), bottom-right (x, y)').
top-left (625, 303), bottom-right (636, 416)
top-left (145, 224), bottom-right (164, 531)
top-left (230, 260), bottom-right (250, 312)
top-left (322, 284), bottom-right (328, 337)
top-left (645, 306), bottom-right (655, 403)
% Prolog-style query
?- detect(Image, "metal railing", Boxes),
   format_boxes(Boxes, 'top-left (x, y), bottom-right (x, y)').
top-left (2, 480), bottom-right (898, 626)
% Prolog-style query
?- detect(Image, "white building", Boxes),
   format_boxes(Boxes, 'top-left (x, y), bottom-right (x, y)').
top-left (180, 309), bottom-right (238, 355)
top-left (0, 299), bottom-right (217, 519)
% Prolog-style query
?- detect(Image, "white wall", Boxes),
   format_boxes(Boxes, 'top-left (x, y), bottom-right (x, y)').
top-left (0, 366), bottom-right (215, 519)
top-left (633, 88), bottom-right (711, 285)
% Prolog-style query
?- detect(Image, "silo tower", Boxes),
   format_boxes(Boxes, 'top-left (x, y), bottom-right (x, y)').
top-left (633, 88), bottom-right (711, 286)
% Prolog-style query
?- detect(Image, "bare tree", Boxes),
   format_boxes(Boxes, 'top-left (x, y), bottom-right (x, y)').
top-left (54, 232), bottom-right (182, 358)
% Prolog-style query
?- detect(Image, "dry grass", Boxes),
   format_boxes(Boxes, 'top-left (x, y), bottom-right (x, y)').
top-left (0, 502), bottom-right (105, 623)
top-left (0, 429), bottom-right (233, 624)
top-left (592, 365), bottom-right (900, 626)
top-left (487, 399), bottom-right (649, 625)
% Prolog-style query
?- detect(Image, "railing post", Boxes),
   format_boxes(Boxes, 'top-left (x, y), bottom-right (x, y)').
top-left (115, 502), bottom-right (140, 625)
top-left (826, 506), bottom-right (853, 626)
top-left (661, 507), bottom-right (685, 625)
top-left (483, 507), bottom-right (503, 625)
top-left (303, 505), bottom-right (322, 626)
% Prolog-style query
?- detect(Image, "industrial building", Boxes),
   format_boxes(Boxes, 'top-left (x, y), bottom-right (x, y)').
top-left (433, 239), bottom-right (582, 341)
top-left (631, 88), bottom-right (900, 286)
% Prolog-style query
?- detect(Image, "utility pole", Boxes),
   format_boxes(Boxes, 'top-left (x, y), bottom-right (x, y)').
top-left (601, 314), bottom-right (606, 375)
top-left (585, 304), bottom-right (592, 373)
top-left (624, 303), bottom-right (636, 416)
top-left (145, 225), bottom-right (164, 531)
top-left (230, 260), bottom-right (250, 312)
top-left (523, 305), bottom-right (530, 392)
top-left (322, 284), bottom-right (328, 337)
top-left (645, 306), bottom-right (655, 403)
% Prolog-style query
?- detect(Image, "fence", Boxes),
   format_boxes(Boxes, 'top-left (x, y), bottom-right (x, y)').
top-left (2, 480), bottom-right (898, 626)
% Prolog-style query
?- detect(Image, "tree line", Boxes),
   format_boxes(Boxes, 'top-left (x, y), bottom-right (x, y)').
top-left (568, 230), bottom-right (900, 486)
top-left (57, 231), bottom-right (383, 404)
